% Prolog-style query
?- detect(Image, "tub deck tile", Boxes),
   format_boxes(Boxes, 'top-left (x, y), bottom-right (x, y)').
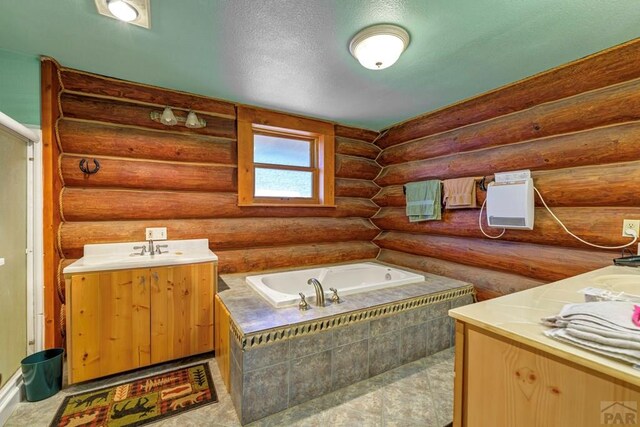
top-left (219, 260), bottom-right (473, 338)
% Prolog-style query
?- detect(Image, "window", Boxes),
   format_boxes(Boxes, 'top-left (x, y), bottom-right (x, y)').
top-left (237, 107), bottom-right (335, 206)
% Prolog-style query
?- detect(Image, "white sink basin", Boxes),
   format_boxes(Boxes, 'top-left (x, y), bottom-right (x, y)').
top-left (592, 273), bottom-right (640, 295)
top-left (63, 239), bottom-right (217, 274)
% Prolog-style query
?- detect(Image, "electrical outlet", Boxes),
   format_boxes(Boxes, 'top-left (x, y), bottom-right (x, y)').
top-left (145, 227), bottom-right (167, 240)
top-left (622, 220), bottom-right (640, 237)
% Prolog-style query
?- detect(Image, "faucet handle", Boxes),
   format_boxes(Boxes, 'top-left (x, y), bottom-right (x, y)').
top-left (298, 293), bottom-right (310, 311)
top-left (330, 288), bottom-right (341, 304)
top-left (155, 244), bottom-right (169, 254)
top-left (132, 245), bottom-right (147, 256)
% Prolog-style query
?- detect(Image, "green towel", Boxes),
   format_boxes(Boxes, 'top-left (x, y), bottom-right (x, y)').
top-left (405, 180), bottom-right (441, 222)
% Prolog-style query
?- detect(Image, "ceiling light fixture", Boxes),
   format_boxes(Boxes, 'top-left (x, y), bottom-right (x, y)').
top-left (107, 0), bottom-right (138, 22)
top-left (95, 0), bottom-right (150, 28)
top-left (349, 24), bottom-right (410, 70)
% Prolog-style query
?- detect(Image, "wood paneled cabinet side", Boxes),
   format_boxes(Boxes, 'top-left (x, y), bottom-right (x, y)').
top-left (453, 320), bottom-right (640, 427)
top-left (214, 294), bottom-right (231, 392)
top-left (65, 262), bottom-right (216, 384)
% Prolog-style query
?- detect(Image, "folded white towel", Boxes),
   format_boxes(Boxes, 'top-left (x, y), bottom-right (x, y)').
top-left (566, 320), bottom-right (640, 342)
top-left (565, 326), bottom-right (640, 350)
top-left (542, 301), bottom-right (640, 367)
top-left (542, 301), bottom-right (640, 333)
top-left (545, 328), bottom-right (640, 367)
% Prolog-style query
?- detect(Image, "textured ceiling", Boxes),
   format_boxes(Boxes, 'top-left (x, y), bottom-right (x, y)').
top-left (1, 0), bottom-right (639, 130)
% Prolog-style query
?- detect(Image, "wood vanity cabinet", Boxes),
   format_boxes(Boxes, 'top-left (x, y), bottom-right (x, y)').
top-left (65, 262), bottom-right (217, 384)
top-left (453, 322), bottom-right (640, 427)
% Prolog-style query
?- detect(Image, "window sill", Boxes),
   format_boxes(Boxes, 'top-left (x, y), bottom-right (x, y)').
top-left (237, 203), bottom-right (337, 208)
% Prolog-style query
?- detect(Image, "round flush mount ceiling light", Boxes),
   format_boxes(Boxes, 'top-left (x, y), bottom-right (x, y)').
top-left (349, 24), bottom-right (410, 70)
top-left (107, 0), bottom-right (139, 22)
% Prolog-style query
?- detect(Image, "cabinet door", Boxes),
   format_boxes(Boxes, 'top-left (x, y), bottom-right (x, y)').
top-left (68, 269), bottom-right (150, 383)
top-left (150, 263), bottom-right (214, 363)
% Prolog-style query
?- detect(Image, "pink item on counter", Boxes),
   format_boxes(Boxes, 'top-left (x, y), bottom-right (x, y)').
top-left (633, 305), bottom-right (640, 327)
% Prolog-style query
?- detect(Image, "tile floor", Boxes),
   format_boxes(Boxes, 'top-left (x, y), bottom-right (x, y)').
top-left (6, 348), bottom-right (455, 427)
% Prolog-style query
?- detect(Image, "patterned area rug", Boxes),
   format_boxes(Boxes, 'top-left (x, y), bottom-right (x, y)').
top-left (50, 363), bottom-right (217, 427)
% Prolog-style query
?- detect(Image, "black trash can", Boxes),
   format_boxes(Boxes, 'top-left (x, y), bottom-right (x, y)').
top-left (20, 348), bottom-right (64, 402)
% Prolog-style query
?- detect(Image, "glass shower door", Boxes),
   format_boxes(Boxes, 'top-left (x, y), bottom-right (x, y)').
top-left (0, 125), bottom-right (28, 388)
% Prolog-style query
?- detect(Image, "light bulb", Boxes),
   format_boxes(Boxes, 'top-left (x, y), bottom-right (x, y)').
top-left (160, 107), bottom-right (177, 126)
top-left (107, 0), bottom-right (139, 22)
top-left (185, 111), bottom-right (202, 129)
top-left (354, 34), bottom-right (405, 70)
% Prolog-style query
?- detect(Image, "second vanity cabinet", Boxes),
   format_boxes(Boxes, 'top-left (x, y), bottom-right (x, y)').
top-left (65, 262), bottom-right (217, 383)
top-left (449, 266), bottom-right (640, 427)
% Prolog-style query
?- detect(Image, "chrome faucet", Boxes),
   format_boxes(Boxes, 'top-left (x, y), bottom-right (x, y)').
top-left (155, 244), bottom-right (169, 255)
top-left (148, 239), bottom-right (155, 255)
top-left (307, 278), bottom-right (325, 307)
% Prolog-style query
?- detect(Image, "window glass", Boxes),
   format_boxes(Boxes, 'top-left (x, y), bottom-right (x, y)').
top-left (254, 168), bottom-right (313, 198)
top-left (254, 134), bottom-right (311, 167)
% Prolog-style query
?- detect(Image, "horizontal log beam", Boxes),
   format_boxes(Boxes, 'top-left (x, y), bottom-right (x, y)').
top-left (376, 39), bottom-right (640, 148)
top-left (376, 122), bottom-right (640, 186)
top-left (61, 189), bottom-right (379, 221)
top-left (334, 124), bottom-right (379, 143)
top-left (216, 241), bottom-right (380, 274)
top-left (59, 217), bottom-right (379, 259)
top-left (335, 154), bottom-right (381, 180)
top-left (372, 186), bottom-right (406, 207)
top-left (335, 136), bottom-right (381, 160)
top-left (59, 68), bottom-right (236, 118)
top-left (377, 249), bottom-right (545, 297)
top-left (474, 288), bottom-right (503, 301)
top-left (335, 178), bottom-right (380, 199)
top-left (374, 231), bottom-right (612, 282)
top-left (374, 161), bottom-right (640, 208)
top-left (379, 78), bottom-right (640, 165)
top-left (60, 155), bottom-right (236, 192)
top-left (372, 207), bottom-right (640, 248)
top-left (60, 93), bottom-right (236, 139)
top-left (58, 119), bottom-right (236, 165)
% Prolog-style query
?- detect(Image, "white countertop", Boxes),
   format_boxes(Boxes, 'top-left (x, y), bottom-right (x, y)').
top-left (449, 265), bottom-right (640, 387)
top-left (63, 239), bottom-right (218, 274)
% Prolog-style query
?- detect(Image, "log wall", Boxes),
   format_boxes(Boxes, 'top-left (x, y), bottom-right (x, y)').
top-left (373, 39), bottom-right (640, 300)
top-left (46, 64), bottom-right (381, 345)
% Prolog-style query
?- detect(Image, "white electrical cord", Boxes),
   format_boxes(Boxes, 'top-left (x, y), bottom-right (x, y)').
top-left (478, 185), bottom-right (639, 249)
top-left (478, 198), bottom-right (506, 239)
top-left (534, 187), bottom-right (639, 250)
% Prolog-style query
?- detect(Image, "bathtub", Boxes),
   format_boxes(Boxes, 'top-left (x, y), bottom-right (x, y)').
top-left (246, 262), bottom-right (425, 307)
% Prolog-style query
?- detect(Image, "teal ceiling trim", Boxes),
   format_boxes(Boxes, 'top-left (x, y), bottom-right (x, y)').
top-left (1, 0), bottom-right (638, 130)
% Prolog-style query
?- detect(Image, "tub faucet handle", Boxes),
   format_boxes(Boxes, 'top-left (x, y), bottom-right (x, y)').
top-left (298, 293), bottom-right (310, 311)
top-left (330, 287), bottom-right (341, 304)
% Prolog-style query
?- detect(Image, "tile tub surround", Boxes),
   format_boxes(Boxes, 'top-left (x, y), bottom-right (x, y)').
top-left (218, 262), bottom-right (474, 424)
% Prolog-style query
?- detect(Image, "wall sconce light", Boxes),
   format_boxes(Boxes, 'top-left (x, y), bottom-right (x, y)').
top-left (150, 107), bottom-right (207, 129)
top-left (185, 111), bottom-right (203, 129)
top-left (160, 107), bottom-right (177, 126)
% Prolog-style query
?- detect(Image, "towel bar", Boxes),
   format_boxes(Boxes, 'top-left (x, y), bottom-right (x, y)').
top-left (403, 177), bottom-right (490, 195)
